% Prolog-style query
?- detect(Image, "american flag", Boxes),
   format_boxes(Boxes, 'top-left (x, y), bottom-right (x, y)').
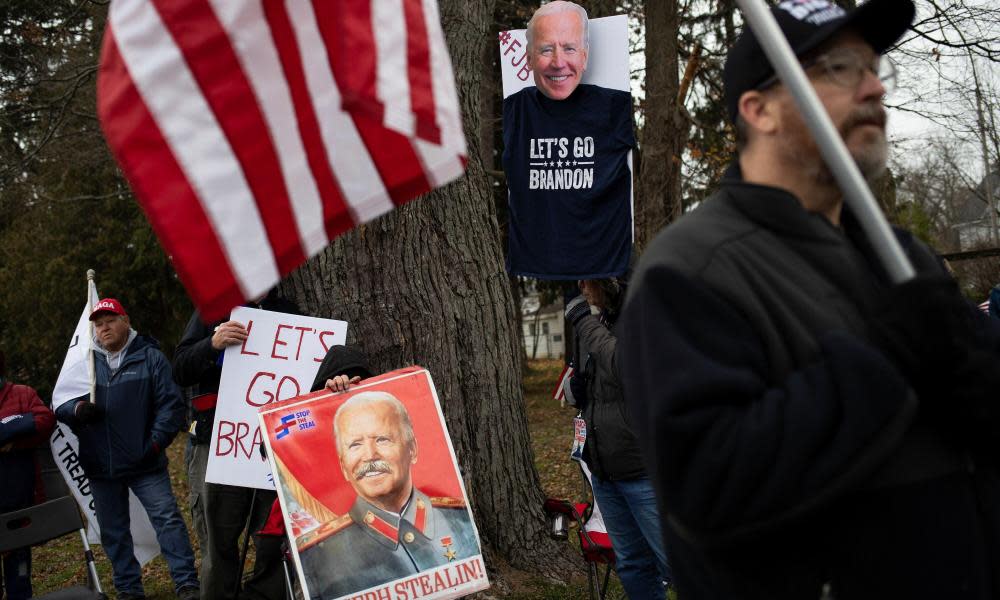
top-left (553, 363), bottom-right (574, 406)
top-left (98, 0), bottom-right (466, 320)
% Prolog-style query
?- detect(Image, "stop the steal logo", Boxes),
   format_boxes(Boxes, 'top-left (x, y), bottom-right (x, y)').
top-left (274, 409), bottom-right (315, 440)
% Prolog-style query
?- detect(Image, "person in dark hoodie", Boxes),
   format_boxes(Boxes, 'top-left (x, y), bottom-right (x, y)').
top-left (310, 344), bottom-right (374, 395)
top-left (565, 278), bottom-right (671, 598)
top-left (55, 299), bottom-right (198, 600)
top-left (618, 0), bottom-right (1000, 597)
top-left (172, 291), bottom-right (300, 600)
top-left (0, 350), bottom-right (55, 600)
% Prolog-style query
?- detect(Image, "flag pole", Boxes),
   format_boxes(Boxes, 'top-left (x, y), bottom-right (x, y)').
top-left (734, 0), bottom-right (915, 284)
top-left (86, 269), bottom-right (97, 404)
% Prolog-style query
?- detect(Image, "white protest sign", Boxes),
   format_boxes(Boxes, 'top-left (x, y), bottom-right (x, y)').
top-left (206, 307), bottom-right (347, 489)
top-left (498, 15), bottom-right (630, 99)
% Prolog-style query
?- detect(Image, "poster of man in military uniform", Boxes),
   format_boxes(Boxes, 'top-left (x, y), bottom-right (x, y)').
top-left (259, 367), bottom-right (489, 600)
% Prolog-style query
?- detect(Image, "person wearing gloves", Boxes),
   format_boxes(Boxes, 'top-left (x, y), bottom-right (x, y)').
top-left (618, 0), bottom-right (1000, 597)
top-left (0, 350), bottom-right (55, 600)
top-left (54, 298), bottom-right (198, 600)
top-left (172, 291), bottom-right (299, 600)
top-left (565, 280), bottom-right (672, 598)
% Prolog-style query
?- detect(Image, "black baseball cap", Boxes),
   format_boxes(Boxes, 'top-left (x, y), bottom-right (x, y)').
top-left (723, 0), bottom-right (915, 123)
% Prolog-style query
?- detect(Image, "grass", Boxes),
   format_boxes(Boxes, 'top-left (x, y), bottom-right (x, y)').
top-left (31, 360), bottom-right (627, 599)
top-left (33, 448), bottom-right (198, 599)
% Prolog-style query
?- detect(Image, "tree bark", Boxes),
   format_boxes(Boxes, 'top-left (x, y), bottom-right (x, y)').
top-left (635, 0), bottom-right (687, 253)
top-left (582, 0), bottom-right (620, 18)
top-left (281, 0), bottom-right (576, 582)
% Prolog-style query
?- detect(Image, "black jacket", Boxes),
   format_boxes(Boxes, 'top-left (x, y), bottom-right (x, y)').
top-left (55, 335), bottom-right (184, 479)
top-left (619, 169), bottom-right (1000, 598)
top-left (573, 312), bottom-right (645, 481)
top-left (172, 295), bottom-right (300, 444)
top-left (310, 345), bottom-right (372, 392)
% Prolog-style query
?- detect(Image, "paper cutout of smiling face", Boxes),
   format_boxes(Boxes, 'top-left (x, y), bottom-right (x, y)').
top-left (526, 9), bottom-right (589, 100)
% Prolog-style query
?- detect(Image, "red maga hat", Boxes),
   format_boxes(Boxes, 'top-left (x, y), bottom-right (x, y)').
top-left (89, 298), bottom-right (128, 321)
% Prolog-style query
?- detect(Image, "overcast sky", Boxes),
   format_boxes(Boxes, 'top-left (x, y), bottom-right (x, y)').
top-left (886, 0), bottom-right (999, 179)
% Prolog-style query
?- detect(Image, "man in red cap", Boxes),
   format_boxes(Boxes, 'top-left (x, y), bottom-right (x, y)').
top-left (55, 298), bottom-right (200, 600)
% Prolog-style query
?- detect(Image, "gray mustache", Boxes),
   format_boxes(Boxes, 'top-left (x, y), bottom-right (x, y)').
top-left (354, 460), bottom-right (393, 480)
top-left (842, 103), bottom-right (886, 133)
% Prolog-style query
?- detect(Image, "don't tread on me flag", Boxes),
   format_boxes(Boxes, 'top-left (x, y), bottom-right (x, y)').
top-left (98, 0), bottom-right (467, 320)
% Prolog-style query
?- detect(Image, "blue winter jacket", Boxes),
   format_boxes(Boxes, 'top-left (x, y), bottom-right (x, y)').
top-left (55, 334), bottom-right (185, 479)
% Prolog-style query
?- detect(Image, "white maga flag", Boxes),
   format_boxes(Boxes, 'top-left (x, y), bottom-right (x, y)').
top-left (50, 277), bottom-right (161, 565)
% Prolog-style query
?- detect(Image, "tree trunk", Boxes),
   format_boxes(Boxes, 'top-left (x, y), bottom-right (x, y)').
top-left (281, 0), bottom-right (576, 583)
top-left (635, 0), bottom-right (687, 253)
top-left (582, 0), bottom-right (619, 18)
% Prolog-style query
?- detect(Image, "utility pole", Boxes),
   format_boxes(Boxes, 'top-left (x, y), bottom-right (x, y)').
top-left (974, 80), bottom-right (998, 244)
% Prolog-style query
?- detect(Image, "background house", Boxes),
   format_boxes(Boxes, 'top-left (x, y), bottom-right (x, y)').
top-left (950, 167), bottom-right (1000, 250)
top-left (521, 292), bottom-right (565, 360)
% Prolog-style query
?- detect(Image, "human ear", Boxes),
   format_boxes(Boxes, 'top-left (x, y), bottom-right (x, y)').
top-left (738, 90), bottom-right (780, 136)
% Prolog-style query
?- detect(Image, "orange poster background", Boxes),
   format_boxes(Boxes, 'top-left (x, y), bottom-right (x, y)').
top-left (260, 367), bottom-right (463, 516)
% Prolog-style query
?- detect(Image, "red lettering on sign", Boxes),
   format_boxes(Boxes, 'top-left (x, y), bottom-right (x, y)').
top-left (250, 425), bottom-right (263, 461)
top-left (314, 331), bottom-right (336, 362)
top-left (246, 371), bottom-right (276, 407)
top-left (240, 320), bottom-right (260, 356)
top-left (293, 326), bottom-right (312, 360)
top-left (235, 421), bottom-right (250, 457)
top-left (517, 62), bottom-right (531, 81)
top-left (503, 38), bottom-right (521, 56)
top-left (466, 557), bottom-right (484, 579)
top-left (247, 372), bottom-right (301, 406)
top-left (271, 324), bottom-right (291, 359)
top-left (418, 574), bottom-right (432, 595)
top-left (345, 587), bottom-right (391, 600)
top-left (276, 376), bottom-right (301, 401)
top-left (214, 420), bottom-right (260, 459)
top-left (215, 420), bottom-right (235, 456)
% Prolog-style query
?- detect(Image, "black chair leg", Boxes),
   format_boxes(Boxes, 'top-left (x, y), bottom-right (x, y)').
top-left (599, 564), bottom-right (612, 600)
top-left (282, 557), bottom-right (296, 600)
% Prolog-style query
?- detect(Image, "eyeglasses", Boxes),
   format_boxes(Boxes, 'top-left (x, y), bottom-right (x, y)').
top-left (756, 47), bottom-right (896, 94)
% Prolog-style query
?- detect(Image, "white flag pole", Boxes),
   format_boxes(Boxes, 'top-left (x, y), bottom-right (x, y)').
top-left (86, 269), bottom-right (97, 404)
top-left (734, 0), bottom-right (915, 284)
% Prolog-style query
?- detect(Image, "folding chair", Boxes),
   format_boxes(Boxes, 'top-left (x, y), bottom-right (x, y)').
top-left (543, 463), bottom-right (621, 600)
top-left (0, 494), bottom-right (106, 599)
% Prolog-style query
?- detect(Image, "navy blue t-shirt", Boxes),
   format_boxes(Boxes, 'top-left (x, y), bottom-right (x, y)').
top-left (503, 84), bottom-right (635, 279)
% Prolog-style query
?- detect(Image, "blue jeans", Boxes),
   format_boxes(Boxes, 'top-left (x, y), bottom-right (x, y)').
top-left (90, 468), bottom-right (199, 595)
top-left (591, 475), bottom-right (672, 599)
top-left (1, 546), bottom-right (31, 600)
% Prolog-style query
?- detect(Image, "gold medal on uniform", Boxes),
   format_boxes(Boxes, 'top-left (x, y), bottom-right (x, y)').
top-left (440, 536), bottom-right (457, 561)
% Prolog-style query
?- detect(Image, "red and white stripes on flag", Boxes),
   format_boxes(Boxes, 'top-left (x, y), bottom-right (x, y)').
top-left (98, 0), bottom-right (467, 320)
top-left (553, 363), bottom-right (574, 406)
